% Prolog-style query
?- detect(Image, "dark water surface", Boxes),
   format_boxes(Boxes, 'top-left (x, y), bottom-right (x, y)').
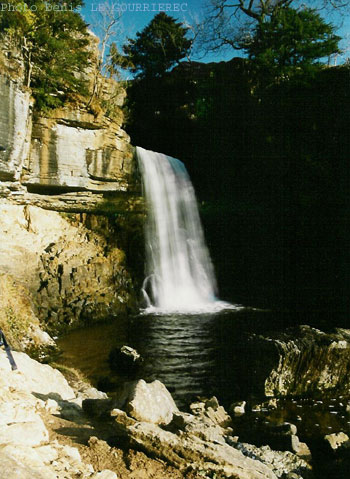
top-left (58, 308), bottom-right (279, 406)
top-left (57, 308), bottom-right (350, 446)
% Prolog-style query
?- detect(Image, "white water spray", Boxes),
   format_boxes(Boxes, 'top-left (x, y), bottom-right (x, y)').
top-left (137, 147), bottom-right (234, 314)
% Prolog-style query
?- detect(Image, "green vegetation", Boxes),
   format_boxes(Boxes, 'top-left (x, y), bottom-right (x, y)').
top-left (0, 0), bottom-right (91, 110)
top-left (123, 12), bottom-right (192, 78)
top-left (239, 7), bottom-right (340, 82)
top-left (200, 0), bottom-right (347, 54)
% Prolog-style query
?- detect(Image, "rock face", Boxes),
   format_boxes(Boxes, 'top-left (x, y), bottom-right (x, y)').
top-left (0, 273), bottom-right (55, 358)
top-left (0, 43), bottom-right (144, 341)
top-left (22, 107), bottom-right (134, 193)
top-left (0, 53), bottom-right (136, 194)
top-left (238, 325), bottom-right (350, 398)
top-left (0, 75), bottom-right (32, 181)
top-left (0, 202), bottom-right (137, 334)
top-left (0, 34), bottom-right (145, 342)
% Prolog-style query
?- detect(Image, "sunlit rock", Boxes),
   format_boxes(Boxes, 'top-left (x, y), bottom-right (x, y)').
top-left (115, 379), bottom-right (179, 425)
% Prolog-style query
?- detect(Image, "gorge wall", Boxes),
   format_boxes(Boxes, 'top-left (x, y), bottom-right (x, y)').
top-left (0, 48), bottom-right (143, 352)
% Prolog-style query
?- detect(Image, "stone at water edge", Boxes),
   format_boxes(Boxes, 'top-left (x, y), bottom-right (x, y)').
top-left (324, 432), bottom-right (350, 452)
top-left (230, 401), bottom-right (246, 416)
top-left (269, 422), bottom-right (298, 436)
top-left (108, 345), bottom-right (143, 376)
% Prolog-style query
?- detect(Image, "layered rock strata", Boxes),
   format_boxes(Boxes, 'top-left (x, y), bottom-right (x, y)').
top-left (239, 325), bottom-right (350, 398)
top-left (0, 203), bottom-right (139, 336)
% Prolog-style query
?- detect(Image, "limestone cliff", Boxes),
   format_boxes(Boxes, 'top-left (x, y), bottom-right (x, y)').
top-left (0, 43), bottom-right (143, 351)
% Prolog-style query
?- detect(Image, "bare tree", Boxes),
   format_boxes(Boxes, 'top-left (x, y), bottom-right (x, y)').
top-left (87, 1), bottom-right (124, 106)
top-left (198, 0), bottom-right (350, 54)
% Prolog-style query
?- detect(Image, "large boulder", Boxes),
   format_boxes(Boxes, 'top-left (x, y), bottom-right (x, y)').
top-left (114, 379), bottom-right (179, 425)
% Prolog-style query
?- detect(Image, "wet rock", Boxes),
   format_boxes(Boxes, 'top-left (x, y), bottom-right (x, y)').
top-left (114, 379), bottom-right (178, 425)
top-left (239, 325), bottom-right (350, 398)
top-left (324, 432), bottom-right (350, 453)
top-left (230, 400), bottom-right (246, 416)
top-left (108, 345), bottom-right (143, 376)
top-left (269, 422), bottom-right (298, 436)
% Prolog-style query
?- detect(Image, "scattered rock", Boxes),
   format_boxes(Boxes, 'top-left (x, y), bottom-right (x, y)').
top-left (190, 396), bottom-right (232, 428)
top-left (115, 419), bottom-right (277, 479)
top-left (232, 441), bottom-right (312, 478)
top-left (230, 400), bottom-right (246, 416)
top-left (324, 432), bottom-right (350, 452)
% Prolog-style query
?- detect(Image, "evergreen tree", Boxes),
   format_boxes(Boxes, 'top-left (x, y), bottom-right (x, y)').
top-left (239, 7), bottom-right (340, 82)
top-left (0, 0), bottom-right (91, 109)
top-left (123, 13), bottom-right (192, 78)
top-left (200, 0), bottom-right (345, 55)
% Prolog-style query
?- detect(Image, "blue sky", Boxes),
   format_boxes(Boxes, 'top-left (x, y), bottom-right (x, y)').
top-left (81, 0), bottom-right (237, 64)
top-left (80, 0), bottom-right (350, 67)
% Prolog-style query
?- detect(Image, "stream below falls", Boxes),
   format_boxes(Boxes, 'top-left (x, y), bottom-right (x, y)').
top-left (58, 308), bottom-right (350, 459)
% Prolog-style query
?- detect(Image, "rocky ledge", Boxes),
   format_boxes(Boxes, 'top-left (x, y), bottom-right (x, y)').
top-left (235, 325), bottom-right (350, 399)
top-left (0, 345), bottom-right (315, 479)
top-left (0, 201), bottom-right (143, 348)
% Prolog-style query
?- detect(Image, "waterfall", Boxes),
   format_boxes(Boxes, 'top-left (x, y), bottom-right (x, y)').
top-left (137, 146), bottom-right (233, 314)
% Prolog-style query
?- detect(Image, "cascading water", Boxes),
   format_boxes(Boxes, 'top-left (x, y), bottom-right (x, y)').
top-left (137, 146), bottom-right (234, 314)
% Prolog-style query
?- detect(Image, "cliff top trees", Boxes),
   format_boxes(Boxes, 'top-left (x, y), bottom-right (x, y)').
top-left (0, 0), bottom-right (91, 109)
top-left (239, 7), bottom-right (341, 78)
top-left (200, 0), bottom-right (347, 53)
top-left (123, 13), bottom-right (192, 78)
